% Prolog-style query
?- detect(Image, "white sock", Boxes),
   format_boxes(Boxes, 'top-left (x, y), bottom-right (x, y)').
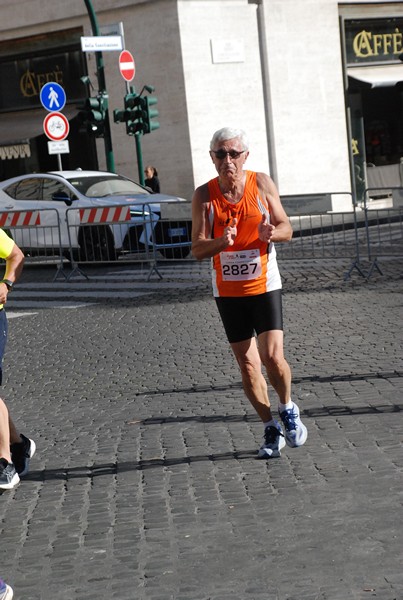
top-left (279, 400), bottom-right (293, 413)
top-left (263, 419), bottom-right (277, 429)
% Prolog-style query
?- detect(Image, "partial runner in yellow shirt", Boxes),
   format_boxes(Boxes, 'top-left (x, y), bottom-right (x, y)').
top-left (0, 229), bottom-right (36, 491)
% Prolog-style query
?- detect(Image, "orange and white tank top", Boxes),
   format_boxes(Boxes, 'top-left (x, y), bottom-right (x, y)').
top-left (207, 170), bottom-right (281, 297)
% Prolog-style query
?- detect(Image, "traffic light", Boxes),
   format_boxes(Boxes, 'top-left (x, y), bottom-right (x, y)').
top-left (124, 92), bottom-right (143, 136)
top-left (113, 89), bottom-right (159, 137)
top-left (142, 96), bottom-right (159, 134)
top-left (113, 108), bottom-right (126, 124)
top-left (78, 94), bottom-right (108, 137)
top-left (113, 92), bottom-right (143, 135)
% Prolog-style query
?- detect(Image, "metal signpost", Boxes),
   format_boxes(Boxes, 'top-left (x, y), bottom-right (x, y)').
top-left (82, 0), bottom-right (120, 173)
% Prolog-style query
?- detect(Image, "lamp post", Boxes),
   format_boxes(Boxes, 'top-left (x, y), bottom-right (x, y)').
top-left (248, 0), bottom-right (278, 186)
top-left (83, 0), bottom-right (115, 172)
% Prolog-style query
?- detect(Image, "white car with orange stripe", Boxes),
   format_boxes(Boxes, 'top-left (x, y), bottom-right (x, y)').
top-left (0, 170), bottom-right (191, 260)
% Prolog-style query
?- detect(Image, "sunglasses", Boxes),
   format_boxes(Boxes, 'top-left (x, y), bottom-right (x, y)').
top-left (211, 149), bottom-right (246, 160)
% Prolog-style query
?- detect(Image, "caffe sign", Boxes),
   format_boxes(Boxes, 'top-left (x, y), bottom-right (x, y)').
top-left (345, 18), bottom-right (403, 65)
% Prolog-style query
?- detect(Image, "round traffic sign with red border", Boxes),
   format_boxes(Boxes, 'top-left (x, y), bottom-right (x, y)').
top-left (119, 50), bottom-right (136, 82)
top-left (43, 112), bottom-right (69, 141)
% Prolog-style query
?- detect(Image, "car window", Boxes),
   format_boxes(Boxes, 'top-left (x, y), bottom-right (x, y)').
top-left (66, 176), bottom-right (150, 198)
top-left (41, 178), bottom-right (72, 201)
top-left (3, 178), bottom-right (42, 200)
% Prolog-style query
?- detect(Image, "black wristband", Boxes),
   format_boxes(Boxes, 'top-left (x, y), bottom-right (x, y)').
top-left (1, 279), bottom-right (14, 291)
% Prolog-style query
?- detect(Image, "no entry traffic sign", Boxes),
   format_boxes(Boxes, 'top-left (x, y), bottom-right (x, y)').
top-left (119, 50), bottom-right (135, 82)
top-left (43, 112), bottom-right (70, 142)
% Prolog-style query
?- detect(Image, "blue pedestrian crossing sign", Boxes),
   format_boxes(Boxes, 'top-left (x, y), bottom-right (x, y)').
top-left (40, 82), bottom-right (66, 112)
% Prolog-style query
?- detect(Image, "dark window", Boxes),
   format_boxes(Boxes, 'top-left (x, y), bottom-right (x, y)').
top-left (4, 177), bottom-right (41, 200)
top-left (41, 178), bottom-right (72, 201)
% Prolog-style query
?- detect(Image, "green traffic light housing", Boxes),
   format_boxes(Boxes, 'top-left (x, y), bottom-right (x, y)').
top-left (78, 94), bottom-right (108, 137)
top-left (120, 90), bottom-right (142, 135)
top-left (113, 109), bottom-right (125, 124)
top-left (124, 92), bottom-right (137, 110)
top-left (113, 86), bottom-right (159, 136)
top-left (143, 96), bottom-right (159, 134)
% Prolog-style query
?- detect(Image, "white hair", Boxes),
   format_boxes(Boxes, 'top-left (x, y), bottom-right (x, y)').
top-left (209, 127), bottom-right (249, 151)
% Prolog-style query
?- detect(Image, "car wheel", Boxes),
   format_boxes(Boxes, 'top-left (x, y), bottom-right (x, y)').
top-left (78, 226), bottom-right (117, 262)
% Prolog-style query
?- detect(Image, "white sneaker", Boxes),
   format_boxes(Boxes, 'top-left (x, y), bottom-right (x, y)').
top-left (279, 402), bottom-right (308, 448)
top-left (0, 580), bottom-right (13, 600)
top-left (257, 423), bottom-right (286, 458)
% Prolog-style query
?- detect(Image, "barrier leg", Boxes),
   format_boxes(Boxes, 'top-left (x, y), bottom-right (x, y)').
top-left (362, 189), bottom-right (383, 281)
top-left (53, 265), bottom-right (69, 282)
top-left (344, 259), bottom-right (367, 280)
top-left (52, 249), bottom-right (69, 282)
top-left (365, 258), bottom-right (383, 280)
top-left (146, 262), bottom-right (163, 281)
top-left (344, 196), bottom-right (367, 280)
top-left (66, 265), bottom-right (89, 282)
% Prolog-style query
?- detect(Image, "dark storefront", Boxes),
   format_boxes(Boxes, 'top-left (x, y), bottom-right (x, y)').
top-left (0, 28), bottom-right (98, 180)
top-left (344, 18), bottom-right (403, 200)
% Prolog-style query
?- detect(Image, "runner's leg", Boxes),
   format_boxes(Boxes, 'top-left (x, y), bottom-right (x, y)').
top-left (230, 336), bottom-right (274, 422)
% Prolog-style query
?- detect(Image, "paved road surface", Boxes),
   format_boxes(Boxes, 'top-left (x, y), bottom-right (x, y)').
top-left (0, 256), bottom-right (402, 600)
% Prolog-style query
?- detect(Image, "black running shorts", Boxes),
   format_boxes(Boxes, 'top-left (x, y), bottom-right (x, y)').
top-left (215, 289), bottom-right (283, 344)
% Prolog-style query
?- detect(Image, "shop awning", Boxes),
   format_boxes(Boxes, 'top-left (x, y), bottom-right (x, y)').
top-left (0, 105), bottom-right (78, 158)
top-left (347, 64), bottom-right (403, 88)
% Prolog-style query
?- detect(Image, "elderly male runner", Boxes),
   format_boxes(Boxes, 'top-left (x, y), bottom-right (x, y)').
top-left (191, 127), bottom-right (307, 458)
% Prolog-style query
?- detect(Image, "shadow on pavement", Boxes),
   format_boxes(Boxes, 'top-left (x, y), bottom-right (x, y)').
top-left (23, 449), bottom-right (258, 482)
top-left (132, 370), bottom-right (403, 399)
top-left (17, 399), bottom-right (401, 486)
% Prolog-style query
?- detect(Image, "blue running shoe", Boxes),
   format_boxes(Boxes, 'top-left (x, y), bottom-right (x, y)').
top-left (0, 459), bottom-right (19, 491)
top-left (257, 422), bottom-right (286, 458)
top-left (279, 402), bottom-right (308, 448)
top-left (11, 434), bottom-right (36, 477)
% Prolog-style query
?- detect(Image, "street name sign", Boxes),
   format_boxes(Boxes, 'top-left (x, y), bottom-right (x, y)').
top-left (119, 50), bottom-right (136, 82)
top-left (81, 36), bottom-right (123, 52)
top-left (99, 22), bottom-right (124, 39)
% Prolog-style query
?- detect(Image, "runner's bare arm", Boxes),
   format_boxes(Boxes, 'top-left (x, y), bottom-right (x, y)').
top-left (0, 242), bottom-right (24, 304)
top-left (257, 172), bottom-right (293, 243)
top-left (3, 243), bottom-right (24, 283)
top-left (191, 184), bottom-right (237, 260)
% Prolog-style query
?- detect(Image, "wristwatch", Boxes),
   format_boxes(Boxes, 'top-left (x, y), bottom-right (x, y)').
top-left (0, 279), bottom-right (14, 291)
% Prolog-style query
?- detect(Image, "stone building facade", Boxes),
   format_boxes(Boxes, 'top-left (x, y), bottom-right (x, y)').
top-left (0, 0), bottom-right (402, 210)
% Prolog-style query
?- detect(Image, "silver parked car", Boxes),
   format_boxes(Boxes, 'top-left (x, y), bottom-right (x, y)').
top-left (0, 170), bottom-right (192, 260)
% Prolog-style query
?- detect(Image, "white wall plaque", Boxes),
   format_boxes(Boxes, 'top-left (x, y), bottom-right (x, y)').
top-left (211, 39), bottom-right (245, 64)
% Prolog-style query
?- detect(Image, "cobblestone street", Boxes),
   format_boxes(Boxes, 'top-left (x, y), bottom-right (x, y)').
top-left (0, 257), bottom-right (402, 600)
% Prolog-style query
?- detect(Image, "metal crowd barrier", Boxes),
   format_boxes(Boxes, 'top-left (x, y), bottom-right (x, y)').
top-left (0, 202), bottom-right (193, 282)
top-left (1, 191), bottom-right (401, 282)
top-left (344, 186), bottom-right (403, 279)
top-left (0, 208), bottom-right (65, 280)
top-left (65, 203), bottom-right (161, 280)
top-left (149, 200), bottom-right (192, 260)
top-left (273, 190), bottom-right (403, 280)
top-left (277, 192), bottom-right (360, 262)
